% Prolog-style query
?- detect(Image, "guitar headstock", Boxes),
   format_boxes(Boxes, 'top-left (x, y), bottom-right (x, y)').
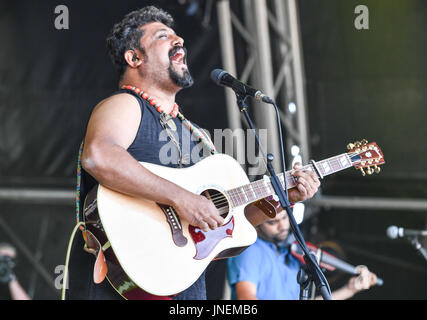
top-left (346, 139), bottom-right (385, 176)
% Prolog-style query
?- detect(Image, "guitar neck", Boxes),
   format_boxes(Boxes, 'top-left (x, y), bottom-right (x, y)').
top-left (227, 153), bottom-right (353, 207)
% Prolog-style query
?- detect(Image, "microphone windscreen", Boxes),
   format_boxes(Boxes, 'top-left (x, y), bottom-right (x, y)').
top-left (387, 225), bottom-right (398, 239)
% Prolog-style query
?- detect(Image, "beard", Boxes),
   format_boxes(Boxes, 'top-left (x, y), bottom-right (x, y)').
top-left (257, 226), bottom-right (290, 244)
top-left (169, 65), bottom-right (194, 89)
top-left (168, 46), bottom-right (194, 89)
top-left (272, 230), bottom-right (289, 243)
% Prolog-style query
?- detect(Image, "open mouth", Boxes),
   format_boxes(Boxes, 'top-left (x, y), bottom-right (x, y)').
top-left (170, 48), bottom-right (187, 65)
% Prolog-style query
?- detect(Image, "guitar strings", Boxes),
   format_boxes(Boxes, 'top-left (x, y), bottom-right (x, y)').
top-left (199, 153), bottom-right (368, 207)
top-left (206, 172), bottom-right (291, 206)
top-left (210, 166), bottom-right (309, 205)
top-left (215, 152), bottom-right (377, 208)
top-left (169, 152), bottom-right (377, 219)
top-left (207, 165), bottom-right (302, 205)
top-left (223, 158), bottom-right (344, 205)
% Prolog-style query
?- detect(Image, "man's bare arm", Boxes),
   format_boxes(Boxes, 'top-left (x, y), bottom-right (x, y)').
top-left (81, 93), bottom-right (223, 231)
top-left (9, 279), bottom-right (31, 300)
top-left (235, 281), bottom-right (258, 300)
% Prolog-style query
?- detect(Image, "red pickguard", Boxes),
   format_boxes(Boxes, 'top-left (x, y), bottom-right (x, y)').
top-left (188, 217), bottom-right (235, 260)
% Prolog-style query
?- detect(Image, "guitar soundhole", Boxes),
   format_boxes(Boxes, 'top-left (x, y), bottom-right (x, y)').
top-left (201, 189), bottom-right (230, 219)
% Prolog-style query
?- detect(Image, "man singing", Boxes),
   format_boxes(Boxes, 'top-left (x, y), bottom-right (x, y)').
top-left (66, 6), bottom-right (320, 300)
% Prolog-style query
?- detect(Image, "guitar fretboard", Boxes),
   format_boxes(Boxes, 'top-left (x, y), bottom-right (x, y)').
top-left (226, 153), bottom-right (353, 207)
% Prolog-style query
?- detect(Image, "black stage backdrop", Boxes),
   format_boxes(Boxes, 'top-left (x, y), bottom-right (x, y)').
top-left (299, 0), bottom-right (427, 300)
top-left (0, 0), bottom-right (426, 300)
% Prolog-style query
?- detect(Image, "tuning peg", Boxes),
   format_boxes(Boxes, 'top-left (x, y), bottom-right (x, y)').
top-left (361, 139), bottom-right (368, 145)
top-left (374, 165), bottom-right (381, 173)
top-left (354, 141), bottom-right (361, 147)
top-left (366, 167), bottom-right (373, 175)
top-left (347, 143), bottom-right (355, 150)
top-left (359, 168), bottom-right (366, 176)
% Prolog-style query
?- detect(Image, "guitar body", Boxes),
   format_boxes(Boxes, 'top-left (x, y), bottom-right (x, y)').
top-left (83, 153), bottom-right (257, 298)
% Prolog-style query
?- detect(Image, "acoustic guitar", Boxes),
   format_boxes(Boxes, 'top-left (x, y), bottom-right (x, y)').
top-left (82, 139), bottom-right (384, 299)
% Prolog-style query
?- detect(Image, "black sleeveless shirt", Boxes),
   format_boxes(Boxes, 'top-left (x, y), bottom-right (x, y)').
top-left (124, 88), bottom-right (204, 168)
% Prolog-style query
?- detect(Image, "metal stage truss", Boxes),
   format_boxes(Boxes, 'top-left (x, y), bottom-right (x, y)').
top-left (216, 0), bottom-right (310, 172)
top-left (214, 0), bottom-right (427, 216)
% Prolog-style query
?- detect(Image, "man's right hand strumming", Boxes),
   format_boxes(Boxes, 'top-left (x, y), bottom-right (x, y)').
top-left (172, 192), bottom-right (224, 232)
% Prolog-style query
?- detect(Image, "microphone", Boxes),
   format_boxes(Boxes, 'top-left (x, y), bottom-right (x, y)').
top-left (387, 225), bottom-right (427, 239)
top-left (291, 242), bottom-right (383, 286)
top-left (210, 69), bottom-right (274, 104)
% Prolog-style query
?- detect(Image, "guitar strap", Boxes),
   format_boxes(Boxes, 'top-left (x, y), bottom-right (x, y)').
top-left (75, 140), bottom-right (89, 246)
top-left (159, 114), bottom-right (186, 167)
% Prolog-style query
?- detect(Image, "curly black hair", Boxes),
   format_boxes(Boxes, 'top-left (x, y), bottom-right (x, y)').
top-left (106, 6), bottom-right (175, 78)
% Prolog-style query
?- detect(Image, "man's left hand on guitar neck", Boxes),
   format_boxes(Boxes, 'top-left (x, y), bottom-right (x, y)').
top-left (286, 162), bottom-right (321, 204)
top-left (244, 162), bottom-right (321, 227)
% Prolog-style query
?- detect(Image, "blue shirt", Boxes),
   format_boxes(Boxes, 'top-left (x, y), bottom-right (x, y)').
top-left (227, 237), bottom-right (301, 300)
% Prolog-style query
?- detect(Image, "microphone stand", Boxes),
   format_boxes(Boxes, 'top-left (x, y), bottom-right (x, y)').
top-left (407, 236), bottom-right (427, 263)
top-left (235, 93), bottom-right (331, 300)
top-left (297, 264), bottom-right (312, 300)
